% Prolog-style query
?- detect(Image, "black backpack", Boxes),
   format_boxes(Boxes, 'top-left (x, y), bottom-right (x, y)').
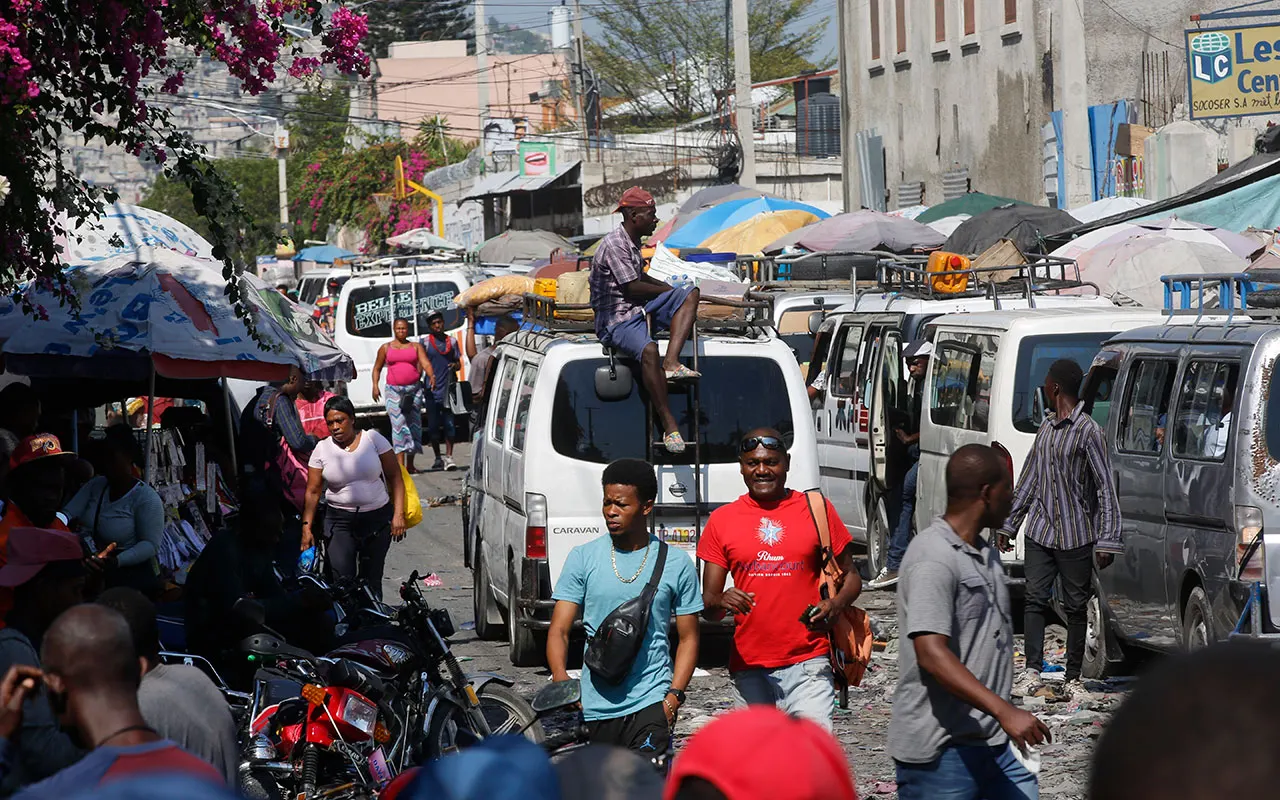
top-left (583, 542), bottom-right (668, 685)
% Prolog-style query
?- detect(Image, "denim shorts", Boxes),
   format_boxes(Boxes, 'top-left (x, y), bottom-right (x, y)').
top-left (601, 286), bottom-right (694, 362)
top-left (731, 656), bottom-right (835, 731)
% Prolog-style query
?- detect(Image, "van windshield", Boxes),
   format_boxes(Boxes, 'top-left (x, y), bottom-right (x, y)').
top-left (550, 356), bottom-right (795, 464)
top-left (344, 281), bottom-right (464, 338)
top-left (1012, 333), bottom-right (1115, 433)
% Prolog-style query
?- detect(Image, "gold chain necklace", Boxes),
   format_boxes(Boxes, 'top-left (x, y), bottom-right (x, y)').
top-left (611, 540), bottom-right (651, 583)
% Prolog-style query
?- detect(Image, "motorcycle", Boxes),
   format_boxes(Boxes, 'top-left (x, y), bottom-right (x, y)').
top-left (327, 569), bottom-right (541, 765)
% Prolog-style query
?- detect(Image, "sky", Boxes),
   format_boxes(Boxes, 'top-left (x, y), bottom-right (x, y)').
top-left (484, 0), bottom-right (840, 68)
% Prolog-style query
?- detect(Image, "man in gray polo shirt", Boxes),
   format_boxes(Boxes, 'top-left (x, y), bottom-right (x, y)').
top-left (890, 444), bottom-right (1051, 800)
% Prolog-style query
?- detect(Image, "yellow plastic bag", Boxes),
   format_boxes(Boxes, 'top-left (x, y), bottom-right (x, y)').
top-left (401, 463), bottom-right (424, 528)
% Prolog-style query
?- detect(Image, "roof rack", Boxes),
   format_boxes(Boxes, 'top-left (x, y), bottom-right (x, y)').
top-left (1161, 272), bottom-right (1280, 324)
top-left (520, 292), bottom-right (777, 337)
top-left (342, 254), bottom-right (474, 274)
top-left (731, 251), bottom-right (879, 285)
top-left (857, 254), bottom-right (1099, 309)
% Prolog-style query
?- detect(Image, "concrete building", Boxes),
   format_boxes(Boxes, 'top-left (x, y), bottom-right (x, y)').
top-left (836, 0), bottom-right (1242, 211)
top-left (376, 40), bottom-right (574, 140)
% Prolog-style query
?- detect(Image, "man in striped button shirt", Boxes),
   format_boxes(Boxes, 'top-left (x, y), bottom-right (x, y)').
top-left (997, 359), bottom-right (1121, 700)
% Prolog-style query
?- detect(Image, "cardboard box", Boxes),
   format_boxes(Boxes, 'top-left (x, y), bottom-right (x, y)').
top-left (1116, 124), bottom-right (1154, 158)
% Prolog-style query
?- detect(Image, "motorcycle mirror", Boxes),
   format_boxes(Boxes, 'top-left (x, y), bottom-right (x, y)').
top-left (233, 597), bottom-right (267, 626)
top-left (531, 679), bottom-right (581, 714)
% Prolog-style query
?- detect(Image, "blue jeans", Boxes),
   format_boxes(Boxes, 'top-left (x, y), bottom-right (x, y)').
top-left (896, 745), bottom-right (1038, 800)
top-left (732, 656), bottom-right (834, 731)
top-left (600, 286), bottom-right (694, 361)
top-left (888, 459), bottom-right (919, 572)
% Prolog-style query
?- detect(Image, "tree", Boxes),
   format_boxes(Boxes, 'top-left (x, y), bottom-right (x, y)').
top-left (585, 0), bottom-right (828, 121)
top-left (0, 0), bottom-right (369, 325)
top-left (490, 17), bottom-right (549, 55)
top-left (143, 157), bottom-right (281, 258)
top-left (363, 0), bottom-right (472, 59)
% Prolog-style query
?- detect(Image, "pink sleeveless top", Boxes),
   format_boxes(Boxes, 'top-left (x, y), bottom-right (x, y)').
top-left (385, 345), bottom-right (420, 386)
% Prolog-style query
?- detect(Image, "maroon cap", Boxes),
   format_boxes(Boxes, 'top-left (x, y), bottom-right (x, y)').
top-left (615, 187), bottom-right (656, 212)
top-left (0, 528), bottom-right (84, 587)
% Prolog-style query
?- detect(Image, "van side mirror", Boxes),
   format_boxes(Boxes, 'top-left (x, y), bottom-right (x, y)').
top-left (807, 310), bottom-right (824, 335)
top-left (595, 363), bottom-right (634, 400)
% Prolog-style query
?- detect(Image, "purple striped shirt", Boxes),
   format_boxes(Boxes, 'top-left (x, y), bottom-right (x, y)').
top-left (999, 402), bottom-right (1123, 553)
top-left (589, 224), bottom-right (645, 338)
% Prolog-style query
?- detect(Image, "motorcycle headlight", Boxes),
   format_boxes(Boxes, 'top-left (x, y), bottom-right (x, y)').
top-left (340, 693), bottom-right (377, 736)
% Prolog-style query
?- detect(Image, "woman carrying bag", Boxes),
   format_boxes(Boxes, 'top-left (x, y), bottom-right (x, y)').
top-left (301, 396), bottom-right (406, 600)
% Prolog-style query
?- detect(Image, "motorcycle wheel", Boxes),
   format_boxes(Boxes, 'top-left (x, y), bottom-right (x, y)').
top-left (424, 683), bottom-right (544, 757)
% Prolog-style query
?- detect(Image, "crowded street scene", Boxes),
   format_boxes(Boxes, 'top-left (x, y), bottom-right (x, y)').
top-left (6, 0), bottom-right (1280, 797)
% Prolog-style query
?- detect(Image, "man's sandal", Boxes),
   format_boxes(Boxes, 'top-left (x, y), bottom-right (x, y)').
top-left (664, 364), bottom-right (701, 381)
top-left (663, 431), bottom-right (687, 454)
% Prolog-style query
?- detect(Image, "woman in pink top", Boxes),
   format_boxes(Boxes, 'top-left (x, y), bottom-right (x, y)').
top-left (301, 395), bottom-right (406, 598)
top-left (371, 318), bottom-right (435, 473)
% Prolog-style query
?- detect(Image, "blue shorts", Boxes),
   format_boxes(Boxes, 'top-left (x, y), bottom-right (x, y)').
top-left (600, 286), bottom-right (694, 361)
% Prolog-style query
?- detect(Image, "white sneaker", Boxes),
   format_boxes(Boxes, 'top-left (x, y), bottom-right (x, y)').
top-left (443, 456), bottom-right (457, 471)
top-left (867, 568), bottom-right (899, 589)
top-left (1013, 668), bottom-right (1042, 698)
top-left (1063, 678), bottom-right (1089, 698)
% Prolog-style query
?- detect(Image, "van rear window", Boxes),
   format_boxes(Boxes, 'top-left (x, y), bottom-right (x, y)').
top-left (344, 281), bottom-right (463, 338)
top-left (550, 357), bottom-right (795, 464)
top-left (1012, 333), bottom-right (1114, 433)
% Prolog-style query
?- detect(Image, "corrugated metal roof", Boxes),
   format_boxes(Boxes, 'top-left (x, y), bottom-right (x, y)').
top-left (461, 160), bottom-right (582, 201)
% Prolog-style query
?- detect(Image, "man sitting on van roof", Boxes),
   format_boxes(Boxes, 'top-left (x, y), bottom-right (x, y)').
top-left (590, 187), bottom-right (701, 454)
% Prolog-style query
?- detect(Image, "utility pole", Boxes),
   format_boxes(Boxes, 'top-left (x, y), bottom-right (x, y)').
top-left (573, 0), bottom-right (589, 161)
top-left (670, 54), bottom-right (679, 193)
top-left (274, 126), bottom-right (293, 259)
top-left (1060, 0), bottom-right (1091, 208)
top-left (475, 0), bottom-right (491, 154)
top-left (732, 0), bottom-right (755, 187)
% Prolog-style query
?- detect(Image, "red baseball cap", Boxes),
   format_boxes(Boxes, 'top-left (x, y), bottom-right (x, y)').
top-left (664, 707), bottom-right (858, 800)
top-left (615, 187), bottom-right (656, 212)
top-left (0, 528), bottom-right (85, 587)
top-left (9, 433), bottom-right (75, 473)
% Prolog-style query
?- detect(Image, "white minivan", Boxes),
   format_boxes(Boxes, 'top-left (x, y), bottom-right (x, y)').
top-left (465, 321), bottom-right (818, 666)
top-left (914, 308), bottom-right (1164, 574)
top-left (806, 262), bottom-right (1115, 577)
top-left (335, 262), bottom-right (478, 414)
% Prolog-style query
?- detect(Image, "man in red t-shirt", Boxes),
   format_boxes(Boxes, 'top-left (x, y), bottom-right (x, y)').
top-left (697, 428), bottom-right (862, 730)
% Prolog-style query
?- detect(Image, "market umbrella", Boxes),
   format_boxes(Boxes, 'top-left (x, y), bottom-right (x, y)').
top-left (699, 210), bottom-right (820, 255)
top-left (57, 202), bottom-right (216, 263)
top-left (764, 210), bottom-right (945, 254)
top-left (1051, 216), bottom-right (1262, 262)
top-left (1068, 196), bottom-right (1153, 223)
top-left (925, 214), bottom-right (970, 236)
top-left (664, 197), bottom-right (831, 249)
top-left (1067, 237), bottom-right (1247, 307)
top-left (915, 192), bottom-right (1024, 224)
top-left (294, 244), bottom-right (356, 264)
top-left (677, 183), bottom-right (770, 215)
top-left (477, 229), bottom-right (577, 265)
top-left (944, 204), bottom-right (1078, 255)
top-left (887, 205), bottom-right (929, 220)
top-left (385, 228), bottom-right (464, 251)
top-left (0, 249), bottom-right (355, 382)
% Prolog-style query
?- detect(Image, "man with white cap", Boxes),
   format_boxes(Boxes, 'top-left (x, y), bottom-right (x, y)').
top-left (590, 187), bottom-right (701, 454)
top-left (869, 339), bottom-right (932, 589)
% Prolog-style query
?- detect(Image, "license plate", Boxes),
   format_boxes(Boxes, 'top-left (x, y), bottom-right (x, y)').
top-left (654, 520), bottom-right (700, 546)
top-left (368, 747), bottom-right (391, 786)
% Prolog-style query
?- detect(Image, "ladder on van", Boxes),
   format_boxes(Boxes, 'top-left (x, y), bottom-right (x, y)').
top-left (645, 323), bottom-right (706, 552)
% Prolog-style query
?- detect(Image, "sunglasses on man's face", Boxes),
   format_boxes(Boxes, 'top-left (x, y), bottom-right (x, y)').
top-left (739, 436), bottom-right (786, 454)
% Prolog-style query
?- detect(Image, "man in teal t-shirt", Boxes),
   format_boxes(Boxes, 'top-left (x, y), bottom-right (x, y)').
top-left (548, 459), bottom-right (702, 758)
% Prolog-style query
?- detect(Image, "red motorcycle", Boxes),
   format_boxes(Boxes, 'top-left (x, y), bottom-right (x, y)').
top-left (241, 634), bottom-right (394, 800)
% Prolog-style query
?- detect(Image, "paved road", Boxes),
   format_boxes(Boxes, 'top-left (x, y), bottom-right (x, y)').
top-left (387, 443), bottom-right (1123, 799)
